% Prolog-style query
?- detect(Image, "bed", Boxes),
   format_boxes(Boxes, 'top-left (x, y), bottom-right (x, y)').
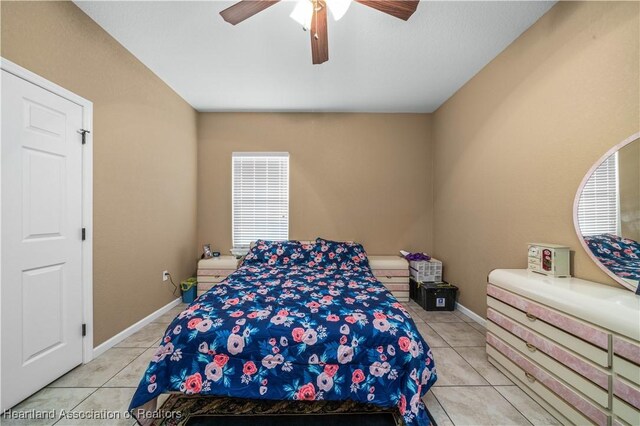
top-left (583, 233), bottom-right (640, 283)
top-left (129, 239), bottom-right (437, 426)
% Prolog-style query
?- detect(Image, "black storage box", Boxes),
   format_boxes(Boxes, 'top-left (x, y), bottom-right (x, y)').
top-left (409, 277), bottom-right (419, 302)
top-left (411, 278), bottom-right (458, 311)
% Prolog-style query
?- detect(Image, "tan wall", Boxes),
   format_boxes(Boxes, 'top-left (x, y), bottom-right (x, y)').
top-left (1, 1), bottom-right (199, 345)
top-left (197, 113), bottom-right (433, 256)
top-left (432, 1), bottom-right (640, 317)
top-left (619, 139), bottom-right (640, 242)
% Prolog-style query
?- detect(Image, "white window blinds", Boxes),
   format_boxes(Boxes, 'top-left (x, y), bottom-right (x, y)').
top-left (577, 152), bottom-right (620, 236)
top-left (232, 152), bottom-right (289, 248)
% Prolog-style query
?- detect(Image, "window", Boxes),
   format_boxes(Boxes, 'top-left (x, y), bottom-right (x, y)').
top-left (232, 152), bottom-right (289, 250)
top-left (577, 152), bottom-right (620, 236)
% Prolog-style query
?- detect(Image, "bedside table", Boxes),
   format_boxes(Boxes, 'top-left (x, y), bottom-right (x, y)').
top-left (368, 256), bottom-right (410, 302)
top-left (196, 256), bottom-right (238, 296)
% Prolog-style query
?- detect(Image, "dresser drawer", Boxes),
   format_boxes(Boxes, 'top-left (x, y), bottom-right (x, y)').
top-left (614, 355), bottom-right (640, 387)
top-left (612, 418), bottom-right (630, 426)
top-left (487, 285), bottom-right (610, 350)
top-left (487, 333), bottom-right (609, 425)
top-left (614, 376), bottom-right (640, 410)
top-left (488, 296), bottom-right (609, 367)
top-left (487, 314), bottom-right (609, 408)
top-left (614, 336), bottom-right (640, 365)
top-left (613, 336), bottom-right (640, 385)
top-left (613, 396), bottom-right (640, 426)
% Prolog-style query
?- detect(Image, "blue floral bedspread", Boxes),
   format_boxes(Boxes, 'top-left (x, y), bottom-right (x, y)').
top-left (129, 240), bottom-right (437, 426)
top-left (583, 233), bottom-right (640, 282)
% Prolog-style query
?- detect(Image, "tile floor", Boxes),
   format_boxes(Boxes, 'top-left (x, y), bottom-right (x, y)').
top-left (2, 301), bottom-right (559, 426)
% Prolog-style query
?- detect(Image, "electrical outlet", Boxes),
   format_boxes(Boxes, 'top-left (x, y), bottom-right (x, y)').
top-left (163, 270), bottom-right (169, 282)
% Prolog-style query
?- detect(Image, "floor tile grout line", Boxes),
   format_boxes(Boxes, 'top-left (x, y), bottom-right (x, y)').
top-left (424, 321), bottom-right (460, 346)
top-left (51, 387), bottom-right (101, 426)
top-left (106, 340), bottom-right (164, 386)
top-left (420, 323), bottom-right (451, 346)
top-left (494, 384), bottom-right (562, 426)
top-left (447, 346), bottom-right (498, 387)
top-left (432, 385), bottom-right (535, 426)
top-left (81, 345), bottom-right (158, 391)
top-left (429, 389), bottom-right (456, 426)
top-left (490, 385), bottom-right (535, 426)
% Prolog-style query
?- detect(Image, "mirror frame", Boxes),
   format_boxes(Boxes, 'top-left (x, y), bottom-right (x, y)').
top-left (573, 131), bottom-right (640, 292)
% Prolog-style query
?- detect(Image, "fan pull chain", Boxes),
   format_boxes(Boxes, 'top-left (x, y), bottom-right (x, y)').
top-left (314, 0), bottom-right (319, 39)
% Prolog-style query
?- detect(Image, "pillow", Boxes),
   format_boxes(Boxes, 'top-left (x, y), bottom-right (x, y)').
top-left (312, 238), bottom-right (370, 268)
top-left (243, 240), bottom-right (315, 267)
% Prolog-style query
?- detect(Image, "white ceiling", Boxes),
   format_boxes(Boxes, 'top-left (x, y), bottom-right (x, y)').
top-left (75, 0), bottom-right (554, 112)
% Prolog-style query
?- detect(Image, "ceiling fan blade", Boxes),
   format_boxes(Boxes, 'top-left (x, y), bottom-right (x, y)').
top-left (310, 2), bottom-right (329, 64)
top-left (220, 0), bottom-right (280, 25)
top-left (355, 0), bottom-right (419, 21)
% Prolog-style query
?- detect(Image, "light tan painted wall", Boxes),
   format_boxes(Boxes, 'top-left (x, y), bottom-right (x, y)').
top-left (619, 139), bottom-right (640, 242)
top-left (1, 1), bottom-right (199, 345)
top-left (432, 1), bottom-right (640, 317)
top-left (197, 113), bottom-right (433, 256)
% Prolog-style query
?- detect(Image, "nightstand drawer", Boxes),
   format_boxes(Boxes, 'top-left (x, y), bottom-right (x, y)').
top-left (371, 269), bottom-right (409, 277)
top-left (197, 275), bottom-right (230, 284)
top-left (197, 282), bottom-right (223, 292)
top-left (198, 269), bottom-right (234, 277)
top-left (375, 276), bottom-right (410, 283)
top-left (391, 291), bottom-right (409, 302)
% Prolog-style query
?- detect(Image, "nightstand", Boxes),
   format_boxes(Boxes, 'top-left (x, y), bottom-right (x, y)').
top-left (368, 256), bottom-right (410, 302)
top-left (196, 256), bottom-right (238, 296)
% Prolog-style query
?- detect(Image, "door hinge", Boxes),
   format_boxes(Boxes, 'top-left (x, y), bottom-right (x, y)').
top-left (82, 323), bottom-right (87, 337)
top-left (78, 129), bottom-right (90, 145)
top-left (82, 228), bottom-right (86, 241)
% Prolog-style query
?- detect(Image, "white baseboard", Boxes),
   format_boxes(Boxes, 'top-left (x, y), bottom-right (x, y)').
top-left (456, 302), bottom-right (487, 327)
top-left (92, 298), bottom-right (182, 358)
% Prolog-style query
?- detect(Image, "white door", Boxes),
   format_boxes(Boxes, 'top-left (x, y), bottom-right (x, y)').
top-left (1, 70), bottom-right (85, 410)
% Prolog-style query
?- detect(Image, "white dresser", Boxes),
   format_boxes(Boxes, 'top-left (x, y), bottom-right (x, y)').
top-left (196, 256), bottom-right (238, 296)
top-left (368, 256), bottom-right (410, 302)
top-left (486, 269), bottom-right (640, 426)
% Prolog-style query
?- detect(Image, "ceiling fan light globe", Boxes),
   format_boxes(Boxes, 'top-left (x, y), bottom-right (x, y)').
top-left (290, 0), bottom-right (313, 30)
top-left (326, 0), bottom-right (352, 21)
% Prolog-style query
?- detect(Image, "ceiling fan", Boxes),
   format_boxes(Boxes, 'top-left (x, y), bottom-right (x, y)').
top-left (220, 0), bottom-right (420, 64)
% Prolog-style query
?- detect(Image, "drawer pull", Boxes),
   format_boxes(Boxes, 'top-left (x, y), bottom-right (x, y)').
top-left (525, 372), bottom-right (536, 383)
top-left (386, 276), bottom-right (392, 279)
top-left (525, 312), bottom-right (537, 322)
top-left (525, 343), bottom-right (537, 352)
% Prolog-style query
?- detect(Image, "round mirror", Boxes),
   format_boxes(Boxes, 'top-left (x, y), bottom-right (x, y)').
top-left (574, 133), bottom-right (640, 294)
